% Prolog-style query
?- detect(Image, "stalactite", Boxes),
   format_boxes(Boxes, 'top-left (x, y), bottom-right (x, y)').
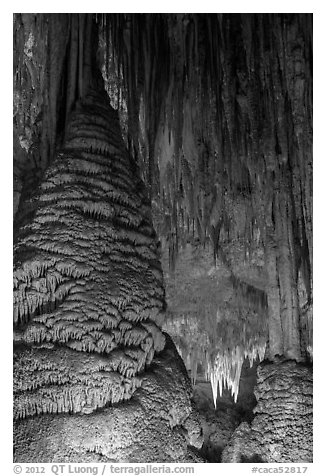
top-left (208, 343), bottom-right (266, 406)
top-left (175, 325), bottom-right (267, 406)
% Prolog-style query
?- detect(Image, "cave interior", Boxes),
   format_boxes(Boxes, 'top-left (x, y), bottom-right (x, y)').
top-left (13, 13), bottom-right (313, 463)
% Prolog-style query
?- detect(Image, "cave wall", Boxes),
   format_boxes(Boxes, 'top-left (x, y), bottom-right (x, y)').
top-left (14, 14), bottom-right (313, 363)
top-left (13, 13), bottom-right (313, 463)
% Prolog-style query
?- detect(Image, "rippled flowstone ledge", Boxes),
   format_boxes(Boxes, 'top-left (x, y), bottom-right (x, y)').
top-left (222, 360), bottom-right (313, 463)
top-left (14, 334), bottom-right (204, 462)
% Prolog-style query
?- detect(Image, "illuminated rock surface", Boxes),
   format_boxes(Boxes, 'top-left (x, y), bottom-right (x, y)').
top-left (222, 360), bottom-right (313, 463)
top-left (13, 93), bottom-right (202, 462)
top-left (14, 335), bottom-right (203, 462)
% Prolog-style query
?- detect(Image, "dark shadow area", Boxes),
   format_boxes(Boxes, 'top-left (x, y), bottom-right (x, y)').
top-left (241, 454), bottom-right (265, 463)
top-left (195, 357), bottom-right (259, 462)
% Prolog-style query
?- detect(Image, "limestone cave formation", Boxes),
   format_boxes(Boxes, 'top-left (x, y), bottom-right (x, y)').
top-left (13, 13), bottom-right (313, 463)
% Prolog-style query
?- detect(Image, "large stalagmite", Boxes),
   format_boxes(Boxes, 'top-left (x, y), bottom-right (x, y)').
top-left (13, 91), bottom-right (203, 462)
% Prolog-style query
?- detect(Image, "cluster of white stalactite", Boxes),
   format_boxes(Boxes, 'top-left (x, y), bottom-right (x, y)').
top-left (207, 342), bottom-right (266, 406)
top-left (177, 339), bottom-right (266, 406)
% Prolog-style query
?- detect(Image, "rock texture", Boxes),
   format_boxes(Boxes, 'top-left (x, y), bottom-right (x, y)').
top-left (13, 91), bottom-right (203, 461)
top-left (14, 334), bottom-right (203, 462)
top-left (14, 91), bottom-right (166, 417)
top-left (13, 14), bottom-right (313, 463)
top-left (222, 360), bottom-right (313, 463)
top-left (190, 357), bottom-right (259, 462)
top-left (197, 405), bottom-right (242, 463)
